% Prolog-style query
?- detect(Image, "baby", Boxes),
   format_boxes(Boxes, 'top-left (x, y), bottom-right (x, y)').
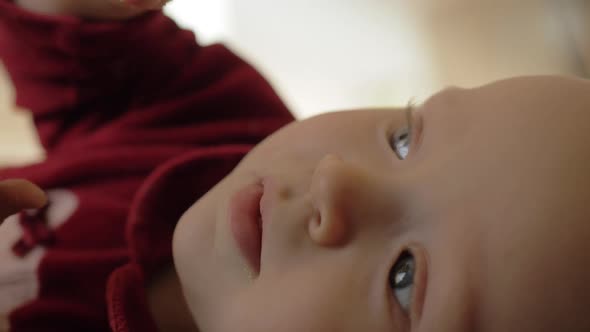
top-left (2, 2), bottom-right (590, 332)
top-left (172, 75), bottom-right (590, 332)
top-left (5, 74), bottom-right (590, 332)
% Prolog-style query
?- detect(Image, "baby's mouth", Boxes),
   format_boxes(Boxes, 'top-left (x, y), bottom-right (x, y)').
top-left (228, 181), bottom-right (264, 275)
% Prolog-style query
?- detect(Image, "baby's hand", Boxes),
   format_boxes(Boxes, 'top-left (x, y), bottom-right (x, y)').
top-left (15, 0), bottom-right (171, 20)
top-left (0, 180), bottom-right (46, 224)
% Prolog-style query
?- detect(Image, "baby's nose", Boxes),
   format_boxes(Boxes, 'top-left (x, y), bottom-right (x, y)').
top-left (308, 154), bottom-right (397, 247)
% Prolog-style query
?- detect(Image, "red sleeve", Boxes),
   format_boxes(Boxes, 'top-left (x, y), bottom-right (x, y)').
top-left (0, 2), bottom-right (294, 151)
top-left (0, 4), bottom-right (292, 332)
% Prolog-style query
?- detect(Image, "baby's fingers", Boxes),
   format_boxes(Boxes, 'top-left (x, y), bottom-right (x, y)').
top-left (0, 180), bottom-right (46, 224)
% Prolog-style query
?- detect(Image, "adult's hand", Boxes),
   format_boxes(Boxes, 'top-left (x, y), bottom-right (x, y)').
top-left (0, 179), bottom-right (46, 224)
top-left (14, 0), bottom-right (171, 20)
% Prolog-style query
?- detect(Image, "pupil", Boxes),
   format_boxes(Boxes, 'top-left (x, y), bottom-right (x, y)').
top-left (391, 126), bottom-right (411, 160)
top-left (395, 271), bottom-right (407, 284)
top-left (390, 252), bottom-right (414, 289)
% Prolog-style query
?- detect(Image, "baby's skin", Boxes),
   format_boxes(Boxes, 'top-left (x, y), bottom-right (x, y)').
top-left (174, 75), bottom-right (590, 332)
top-left (14, 0), bottom-right (166, 19)
top-left (0, 180), bottom-right (46, 222)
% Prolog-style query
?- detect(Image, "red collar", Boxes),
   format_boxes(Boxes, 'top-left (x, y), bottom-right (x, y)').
top-left (106, 146), bottom-right (251, 332)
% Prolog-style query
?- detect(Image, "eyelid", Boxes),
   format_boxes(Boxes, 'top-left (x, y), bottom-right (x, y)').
top-left (406, 104), bottom-right (423, 157)
top-left (408, 245), bottom-right (428, 325)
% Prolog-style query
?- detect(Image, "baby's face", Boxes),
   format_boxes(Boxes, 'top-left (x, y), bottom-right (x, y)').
top-left (173, 76), bottom-right (590, 331)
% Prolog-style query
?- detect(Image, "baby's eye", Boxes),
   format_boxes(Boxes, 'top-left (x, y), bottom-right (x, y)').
top-left (390, 126), bottom-right (411, 160)
top-left (389, 251), bottom-right (415, 312)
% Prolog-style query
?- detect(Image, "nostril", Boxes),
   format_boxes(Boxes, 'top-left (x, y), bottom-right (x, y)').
top-left (310, 210), bottom-right (321, 227)
top-left (308, 211), bottom-right (349, 247)
top-left (308, 154), bottom-right (360, 247)
top-left (307, 210), bottom-right (322, 239)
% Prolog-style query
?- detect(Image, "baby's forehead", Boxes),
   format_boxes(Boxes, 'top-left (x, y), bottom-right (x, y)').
top-left (476, 75), bottom-right (590, 94)
top-left (473, 75), bottom-right (590, 116)
top-left (443, 76), bottom-right (590, 142)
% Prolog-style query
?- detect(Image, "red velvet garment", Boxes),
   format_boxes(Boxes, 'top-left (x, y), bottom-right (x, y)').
top-left (107, 147), bottom-right (251, 332)
top-left (0, 3), bottom-right (293, 331)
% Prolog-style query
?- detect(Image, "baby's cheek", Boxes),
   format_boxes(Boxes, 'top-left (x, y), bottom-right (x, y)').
top-left (220, 302), bottom-right (332, 332)
top-left (475, 222), bottom-right (590, 331)
top-left (221, 272), bottom-right (372, 332)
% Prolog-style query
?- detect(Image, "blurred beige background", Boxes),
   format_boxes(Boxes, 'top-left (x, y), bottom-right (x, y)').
top-left (1, 0), bottom-right (589, 166)
top-left (0, 66), bottom-right (44, 166)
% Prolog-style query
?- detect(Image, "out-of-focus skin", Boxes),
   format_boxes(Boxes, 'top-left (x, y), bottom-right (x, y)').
top-left (173, 76), bottom-right (590, 332)
top-left (0, 179), bottom-right (46, 223)
top-left (14, 0), bottom-right (169, 20)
